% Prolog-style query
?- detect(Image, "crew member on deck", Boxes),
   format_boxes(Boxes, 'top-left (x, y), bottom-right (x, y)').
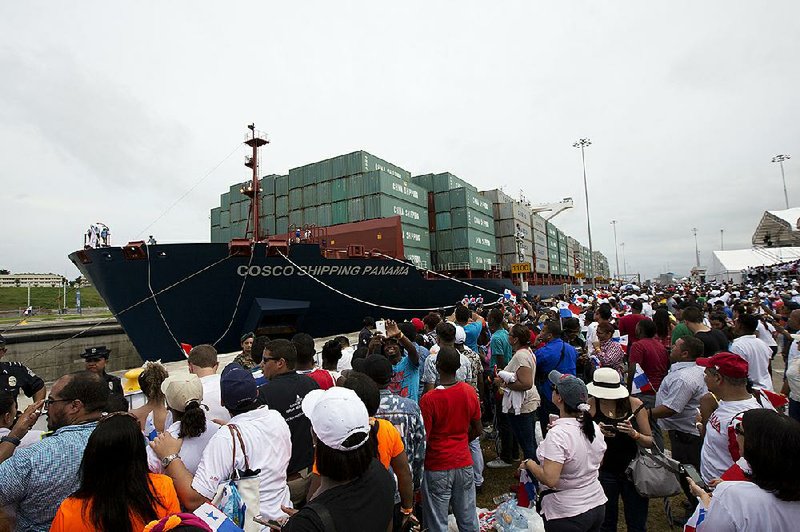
top-left (81, 346), bottom-right (124, 396)
top-left (0, 334), bottom-right (46, 403)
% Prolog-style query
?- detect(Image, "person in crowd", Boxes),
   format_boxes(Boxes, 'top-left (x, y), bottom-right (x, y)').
top-left (0, 334), bottom-right (46, 403)
top-left (697, 352), bottom-right (772, 483)
top-left (453, 304), bottom-right (484, 354)
top-left (146, 374), bottom-right (221, 476)
top-left (709, 311), bottom-right (735, 344)
top-left (730, 313), bottom-right (774, 391)
top-left (132, 360), bottom-right (171, 441)
top-left (294, 333), bottom-right (336, 390)
top-left (81, 346), bottom-right (124, 396)
top-left (358, 354), bottom-right (426, 505)
top-left (627, 318), bottom-right (669, 449)
top-left (280, 387), bottom-right (395, 532)
top-left (0, 371), bottom-right (108, 531)
top-left (320, 338), bottom-right (344, 385)
top-left (493, 323), bottom-right (540, 462)
top-left (385, 321), bottom-right (422, 401)
top-left (358, 316), bottom-right (375, 349)
top-left (652, 307), bottom-right (675, 350)
top-left (521, 371), bottom-right (607, 531)
top-left (421, 322), bottom-right (472, 394)
top-left (487, 307), bottom-right (520, 469)
top-left (258, 339), bottom-right (319, 507)
top-left (535, 321), bottom-right (578, 436)
top-left (0, 390), bottom-right (43, 448)
top-left (50, 412), bottom-right (181, 532)
top-left (341, 372), bottom-right (416, 529)
top-left (335, 335), bottom-right (355, 372)
top-left (151, 364), bottom-right (293, 522)
top-left (488, 307), bottom-right (512, 367)
top-left (671, 302), bottom-right (693, 346)
top-left (618, 299), bottom-right (647, 350)
top-left (650, 336), bottom-right (707, 472)
top-left (586, 303), bottom-right (612, 346)
top-left (454, 324), bottom-right (485, 491)
top-left (420, 346), bottom-right (482, 532)
top-left (233, 332), bottom-right (257, 369)
top-left (186, 344), bottom-right (230, 423)
top-left (587, 367), bottom-right (653, 532)
top-left (421, 312), bottom-right (442, 349)
top-left (689, 409), bottom-right (800, 531)
top-left (683, 305), bottom-right (729, 356)
top-left (591, 322), bottom-right (625, 377)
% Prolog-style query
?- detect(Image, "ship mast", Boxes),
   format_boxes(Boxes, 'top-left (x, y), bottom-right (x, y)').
top-left (242, 124), bottom-right (269, 242)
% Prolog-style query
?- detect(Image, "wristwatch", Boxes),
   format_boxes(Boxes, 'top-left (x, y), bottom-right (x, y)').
top-left (1, 435), bottom-right (21, 447)
top-left (161, 453), bottom-right (181, 468)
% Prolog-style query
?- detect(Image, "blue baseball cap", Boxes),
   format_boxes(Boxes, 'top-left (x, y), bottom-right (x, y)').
top-left (220, 363), bottom-right (259, 411)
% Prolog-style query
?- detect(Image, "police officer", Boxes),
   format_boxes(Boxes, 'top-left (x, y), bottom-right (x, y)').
top-left (0, 334), bottom-right (46, 403)
top-left (81, 346), bottom-right (124, 396)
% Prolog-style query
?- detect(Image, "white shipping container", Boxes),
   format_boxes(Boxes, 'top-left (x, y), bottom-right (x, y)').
top-left (494, 219), bottom-right (532, 239)
top-left (494, 202), bottom-right (532, 225)
top-left (535, 258), bottom-right (550, 273)
top-left (498, 252), bottom-right (533, 271)
top-left (533, 230), bottom-right (547, 247)
top-left (497, 235), bottom-right (533, 256)
top-left (534, 242), bottom-right (548, 260)
top-left (531, 214), bottom-right (547, 234)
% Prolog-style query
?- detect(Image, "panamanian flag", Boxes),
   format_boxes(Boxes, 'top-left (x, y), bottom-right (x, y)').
top-left (193, 503), bottom-right (243, 531)
top-left (631, 363), bottom-right (653, 394)
top-left (683, 504), bottom-right (706, 532)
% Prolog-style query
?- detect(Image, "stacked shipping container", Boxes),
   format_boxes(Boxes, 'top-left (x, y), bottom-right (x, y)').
top-left (480, 189), bottom-right (535, 271)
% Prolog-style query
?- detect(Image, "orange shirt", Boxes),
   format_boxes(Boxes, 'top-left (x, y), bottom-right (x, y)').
top-left (50, 473), bottom-right (181, 532)
top-left (312, 418), bottom-right (405, 474)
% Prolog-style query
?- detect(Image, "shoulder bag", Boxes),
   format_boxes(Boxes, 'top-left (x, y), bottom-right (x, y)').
top-left (211, 424), bottom-right (263, 531)
top-left (625, 446), bottom-right (682, 498)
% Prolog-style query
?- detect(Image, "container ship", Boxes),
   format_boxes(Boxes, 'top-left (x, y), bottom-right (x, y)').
top-left (70, 125), bottom-right (611, 363)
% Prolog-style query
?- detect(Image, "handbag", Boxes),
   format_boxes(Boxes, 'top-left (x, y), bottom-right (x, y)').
top-left (211, 424), bottom-right (262, 531)
top-left (625, 446), bottom-right (682, 498)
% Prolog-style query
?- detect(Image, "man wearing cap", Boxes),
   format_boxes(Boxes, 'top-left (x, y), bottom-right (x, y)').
top-left (697, 352), bottom-right (773, 483)
top-left (81, 346), bottom-right (124, 396)
top-left (151, 363), bottom-right (293, 522)
top-left (0, 334), bottom-right (46, 403)
top-left (258, 339), bottom-right (318, 506)
top-left (359, 354), bottom-right (426, 502)
top-left (233, 332), bottom-right (257, 369)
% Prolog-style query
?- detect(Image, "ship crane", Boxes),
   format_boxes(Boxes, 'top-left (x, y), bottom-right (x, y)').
top-left (530, 197), bottom-right (574, 221)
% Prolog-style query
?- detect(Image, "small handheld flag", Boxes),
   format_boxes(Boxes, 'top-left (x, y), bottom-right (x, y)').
top-left (631, 363), bottom-right (653, 394)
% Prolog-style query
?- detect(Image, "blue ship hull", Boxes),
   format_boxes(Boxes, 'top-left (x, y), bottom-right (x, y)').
top-left (70, 243), bottom-right (566, 362)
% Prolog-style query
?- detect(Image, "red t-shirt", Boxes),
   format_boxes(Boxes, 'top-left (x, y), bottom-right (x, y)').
top-left (420, 382), bottom-right (480, 471)
top-left (301, 368), bottom-right (336, 390)
top-left (628, 337), bottom-right (669, 391)
top-left (618, 314), bottom-right (648, 348)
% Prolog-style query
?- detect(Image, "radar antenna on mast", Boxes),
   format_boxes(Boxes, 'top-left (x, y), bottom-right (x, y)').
top-left (240, 124), bottom-right (269, 241)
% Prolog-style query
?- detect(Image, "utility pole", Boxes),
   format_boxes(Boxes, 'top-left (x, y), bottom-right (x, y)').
top-left (611, 220), bottom-right (620, 283)
top-left (620, 242), bottom-right (627, 277)
top-left (771, 154), bottom-right (791, 209)
top-left (573, 138), bottom-right (595, 289)
top-left (720, 229), bottom-right (724, 251)
top-left (692, 227), bottom-right (700, 268)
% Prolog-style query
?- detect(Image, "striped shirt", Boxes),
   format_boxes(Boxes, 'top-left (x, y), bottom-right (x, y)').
top-left (655, 362), bottom-right (707, 435)
top-left (0, 421), bottom-right (97, 532)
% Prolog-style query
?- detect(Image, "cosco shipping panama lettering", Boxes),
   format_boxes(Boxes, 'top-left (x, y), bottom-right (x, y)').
top-left (70, 125), bottom-right (610, 363)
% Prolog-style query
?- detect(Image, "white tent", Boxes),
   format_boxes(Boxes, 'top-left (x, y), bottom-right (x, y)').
top-left (707, 247), bottom-right (800, 283)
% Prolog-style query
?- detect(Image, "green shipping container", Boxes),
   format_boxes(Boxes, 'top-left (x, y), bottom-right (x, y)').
top-left (411, 173), bottom-right (434, 192)
top-left (332, 178), bottom-right (348, 202)
top-left (348, 197), bottom-right (365, 221)
top-left (317, 204), bottom-right (332, 226)
top-left (210, 208), bottom-right (221, 227)
top-left (437, 250), bottom-right (453, 266)
top-left (451, 248), bottom-right (495, 270)
top-left (435, 229), bottom-right (453, 250)
top-left (452, 228), bottom-right (496, 253)
top-left (362, 195), bottom-right (428, 229)
top-left (220, 210), bottom-right (231, 229)
top-left (362, 170), bottom-right (427, 208)
top-left (276, 217), bottom-right (288, 235)
top-left (220, 192), bottom-right (230, 208)
top-left (258, 216), bottom-right (276, 236)
top-left (401, 225), bottom-right (431, 250)
top-left (347, 174), bottom-right (364, 199)
top-left (431, 172), bottom-right (478, 194)
top-left (449, 188), bottom-right (491, 215)
top-left (304, 206), bottom-right (317, 226)
top-left (332, 201), bottom-right (348, 225)
top-left (275, 175), bottom-right (289, 197)
top-left (550, 262), bottom-right (560, 274)
top-left (288, 210), bottom-right (303, 228)
top-left (303, 185), bottom-right (317, 206)
top-left (548, 249), bottom-right (559, 263)
top-left (316, 181), bottom-right (331, 204)
top-left (218, 227), bottom-right (231, 242)
top-left (430, 232), bottom-right (437, 249)
top-left (288, 171), bottom-right (304, 189)
top-left (434, 192), bottom-right (451, 212)
top-left (260, 175), bottom-right (277, 196)
top-left (547, 235), bottom-right (558, 251)
top-left (546, 222), bottom-right (557, 239)
top-left (261, 194), bottom-right (275, 216)
top-left (276, 196), bottom-right (289, 217)
top-left (404, 247), bottom-right (432, 269)
top-left (435, 212), bottom-right (451, 230)
top-left (229, 183), bottom-right (247, 203)
top-left (288, 188), bottom-right (303, 210)
top-left (451, 207), bottom-right (493, 232)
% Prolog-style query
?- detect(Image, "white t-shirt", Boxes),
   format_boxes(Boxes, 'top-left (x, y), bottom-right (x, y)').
top-left (730, 335), bottom-right (774, 391)
top-left (700, 396), bottom-right (767, 483)
top-left (337, 346), bottom-right (355, 372)
top-left (200, 374), bottom-right (231, 423)
top-left (536, 418), bottom-right (608, 520)
top-left (192, 406), bottom-right (292, 520)
top-left (755, 321), bottom-right (778, 348)
top-left (147, 418), bottom-right (221, 475)
top-left (699, 481), bottom-right (800, 531)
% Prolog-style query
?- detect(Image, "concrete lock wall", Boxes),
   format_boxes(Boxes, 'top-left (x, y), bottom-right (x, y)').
top-left (3, 319), bottom-right (142, 383)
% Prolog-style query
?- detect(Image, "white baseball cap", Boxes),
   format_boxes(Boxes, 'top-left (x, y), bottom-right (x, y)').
top-left (301, 387), bottom-right (370, 451)
top-left (454, 325), bottom-right (466, 345)
top-left (161, 374), bottom-right (203, 412)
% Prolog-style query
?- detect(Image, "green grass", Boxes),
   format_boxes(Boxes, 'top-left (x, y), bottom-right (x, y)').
top-left (0, 286), bottom-right (106, 311)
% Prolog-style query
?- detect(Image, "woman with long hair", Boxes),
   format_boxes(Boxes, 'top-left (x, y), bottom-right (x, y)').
top-left (521, 371), bottom-right (607, 531)
top-left (689, 409), bottom-right (800, 530)
top-left (494, 323), bottom-right (540, 460)
top-left (131, 361), bottom-right (171, 441)
top-left (653, 307), bottom-right (674, 350)
top-left (51, 413), bottom-right (180, 532)
top-left (587, 367), bottom-right (653, 532)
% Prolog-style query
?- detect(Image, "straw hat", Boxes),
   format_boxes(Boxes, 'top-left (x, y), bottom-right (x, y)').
top-left (586, 367), bottom-right (629, 400)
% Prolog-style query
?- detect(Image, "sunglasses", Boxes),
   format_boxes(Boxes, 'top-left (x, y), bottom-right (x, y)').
top-left (44, 397), bottom-right (73, 408)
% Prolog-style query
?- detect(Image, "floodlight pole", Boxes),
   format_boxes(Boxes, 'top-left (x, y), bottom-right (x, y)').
top-left (573, 138), bottom-right (595, 290)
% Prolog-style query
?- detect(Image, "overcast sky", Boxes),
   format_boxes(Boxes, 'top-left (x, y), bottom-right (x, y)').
top-left (2, 1), bottom-right (799, 281)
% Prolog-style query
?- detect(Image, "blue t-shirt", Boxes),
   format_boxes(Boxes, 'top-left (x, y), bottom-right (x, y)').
top-left (490, 329), bottom-right (513, 367)
top-left (534, 338), bottom-right (577, 403)
top-left (389, 355), bottom-right (421, 402)
top-left (463, 321), bottom-right (483, 353)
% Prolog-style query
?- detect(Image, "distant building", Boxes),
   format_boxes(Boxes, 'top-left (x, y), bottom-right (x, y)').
top-left (658, 272), bottom-right (675, 285)
top-left (0, 273), bottom-right (66, 288)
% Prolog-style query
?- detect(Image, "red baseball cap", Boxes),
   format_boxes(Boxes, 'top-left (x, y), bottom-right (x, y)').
top-left (696, 352), bottom-right (748, 379)
top-left (411, 318), bottom-right (424, 332)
